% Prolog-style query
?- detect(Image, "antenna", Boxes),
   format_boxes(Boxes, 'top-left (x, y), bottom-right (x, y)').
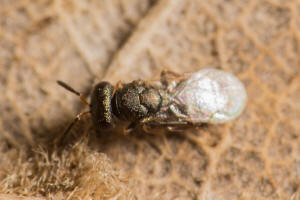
top-left (56, 80), bottom-right (90, 145)
top-left (57, 80), bottom-right (90, 106)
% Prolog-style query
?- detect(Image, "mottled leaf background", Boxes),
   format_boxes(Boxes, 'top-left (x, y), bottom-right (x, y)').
top-left (0, 0), bottom-right (300, 199)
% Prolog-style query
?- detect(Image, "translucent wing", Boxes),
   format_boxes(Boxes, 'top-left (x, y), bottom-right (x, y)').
top-left (171, 69), bottom-right (247, 123)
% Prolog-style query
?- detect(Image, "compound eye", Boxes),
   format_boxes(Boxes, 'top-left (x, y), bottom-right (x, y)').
top-left (90, 82), bottom-right (115, 130)
top-left (140, 88), bottom-right (162, 113)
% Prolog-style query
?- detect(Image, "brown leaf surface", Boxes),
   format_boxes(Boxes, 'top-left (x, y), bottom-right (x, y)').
top-left (0, 0), bottom-right (300, 199)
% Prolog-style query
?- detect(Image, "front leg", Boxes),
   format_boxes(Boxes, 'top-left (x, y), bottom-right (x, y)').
top-left (161, 70), bottom-right (181, 80)
top-left (112, 80), bottom-right (123, 96)
top-left (123, 122), bottom-right (137, 135)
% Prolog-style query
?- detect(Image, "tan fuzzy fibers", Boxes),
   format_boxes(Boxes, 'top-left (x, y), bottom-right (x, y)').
top-left (0, 0), bottom-right (300, 199)
top-left (0, 140), bottom-right (133, 199)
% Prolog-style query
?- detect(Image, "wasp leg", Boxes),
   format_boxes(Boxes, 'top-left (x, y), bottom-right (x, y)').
top-left (160, 70), bottom-right (181, 80)
top-left (140, 117), bottom-right (163, 134)
top-left (169, 104), bottom-right (188, 119)
top-left (165, 126), bottom-right (187, 132)
top-left (142, 124), bottom-right (155, 134)
top-left (142, 123), bottom-right (188, 134)
top-left (123, 122), bottom-right (137, 135)
top-left (176, 117), bottom-right (206, 128)
top-left (112, 80), bottom-right (123, 96)
top-left (140, 117), bottom-right (155, 134)
top-left (159, 121), bottom-right (189, 132)
top-left (160, 70), bottom-right (182, 89)
top-left (56, 111), bottom-right (90, 146)
top-left (142, 117), bottom-right (189, 129)
top-left (140, 116), bottom-right (155, 123)
top-left (158, 121), bottom-right (188, 125)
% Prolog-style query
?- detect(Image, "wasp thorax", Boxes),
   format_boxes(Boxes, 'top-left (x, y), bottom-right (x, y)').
top-left (113, 82), bottom-right (145, 121)
top-left (140, 88), bottom-right (161, 113)
top-left (113, 81), bottom-right (162, 122)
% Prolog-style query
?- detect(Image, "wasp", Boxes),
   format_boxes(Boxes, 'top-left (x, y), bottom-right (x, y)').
top-left (57, 69), bottom-right (247, 140)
